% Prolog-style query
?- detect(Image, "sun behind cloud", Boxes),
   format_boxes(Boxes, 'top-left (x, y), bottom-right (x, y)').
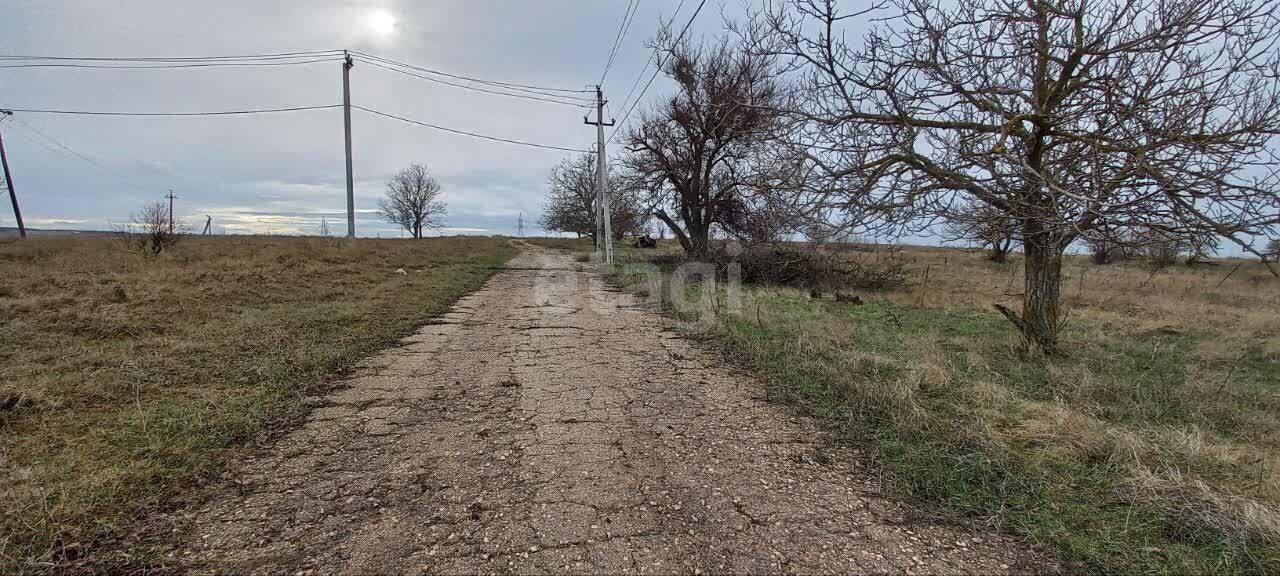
top-left (366, 8), bottom-right (397, 38)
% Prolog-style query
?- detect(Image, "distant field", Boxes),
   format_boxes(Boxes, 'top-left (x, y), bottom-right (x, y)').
top-left (0, 235), bottom-right (514, 571)
top-left (605, 241), bottom-right (1280, 574)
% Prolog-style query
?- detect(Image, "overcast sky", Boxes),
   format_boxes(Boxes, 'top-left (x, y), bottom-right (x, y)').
top-left (0, 0), bottom-right (740, 236)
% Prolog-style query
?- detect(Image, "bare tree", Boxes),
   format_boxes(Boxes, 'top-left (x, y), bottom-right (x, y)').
top-left (1082, 223), bottom-right (1130, 265)
top-left (1182, 232), bottom-right (1221, 266)
top-left (378, 164), bottom-right (447, 238)
top-left (624, 29), bottom-right (789, 256)
top-left (943, 199), bottom-right (1019, 262)
top-left (539, 153), bottom-right (647, 240)
top-left (116, 201), bottom-right (185, 255)
top-left (1134, 227), bottom-right (1187, 268)
top-left (747, 0), bottom-right (1280, 353)
top-left (1268, 238), bottom-right (1280, 261)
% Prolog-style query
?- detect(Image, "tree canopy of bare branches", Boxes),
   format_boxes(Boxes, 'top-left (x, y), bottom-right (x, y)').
top-left (117, 201), bottom-right (185, 255)
top-left (625, 28), bottom-right (791, 255)
top-left (539, 153), bottom-right (647, 240)
top-left (942, 199), bottom-right (1019, 262)
top-left (378, 164), bottom-right (447, 239)
top-left (747, 0), bottom-right (1280, 352)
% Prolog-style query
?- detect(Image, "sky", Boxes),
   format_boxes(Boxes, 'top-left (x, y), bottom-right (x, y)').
top-left (0, 0), bottom-right (737, 237)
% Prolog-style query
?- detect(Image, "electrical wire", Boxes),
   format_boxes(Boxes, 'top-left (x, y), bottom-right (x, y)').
top-left (8, 116), bottom-right (111, 170)
top-left (349, 50), bottom-right (592, 96)
top-left (352, 105), bottom-right (589, 152)
top-left (3, 49), bottom-right (593, 104)
top-left (608, 0), bottom-right (707, 145)
top-left (608, 0), bottom-right (689, 139)
top-left (600, 0), bottom-right (640, 84)
top-left (0, 57), bottom-right (342, 70)
top-left (0, 104), bottom-right (343, 116)
top-left (3, 115), bottom-right (170, 199)
top-left (353, 57), bottom-right (591, 108)
top-left (0, 50), bottom-right (345, 62)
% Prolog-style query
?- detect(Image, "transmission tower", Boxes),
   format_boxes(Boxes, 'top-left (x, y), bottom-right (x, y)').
top-left (516, 212), bottom-right (526, 237)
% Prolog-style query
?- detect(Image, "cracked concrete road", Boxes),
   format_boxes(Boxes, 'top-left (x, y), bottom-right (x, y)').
top-left (174, 245), bottom-right (1048, 574)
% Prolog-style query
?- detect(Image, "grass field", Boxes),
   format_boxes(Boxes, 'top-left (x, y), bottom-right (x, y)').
top-left (603, 240), bottom-right (1280, 575)
top-left (0, 234), bottom-right (514, 571)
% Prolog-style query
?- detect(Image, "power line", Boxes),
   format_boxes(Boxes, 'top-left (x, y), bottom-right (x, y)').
top-left (353, 57), bottom-right (591, 108)
top-left (0, 104), bottom-right (343, 117)
top-left (3, 49), bottom-right (594, 102)
top-left (351, 54), bottom-right (592, 102)
top-left (349, 50), bottom-right (593, 96)
top-left (0, 58), bottom-right (341, 70)
top-left (600, 0), bottom-right (641, 84)
top-left (8, 116), bottom-right (111, 170)
top-left (1, 114), bottom-right (171, 207)
top-left (609, 0), bottom-right (689, 137)
top-left (0, 50), bottom-right (345, 62)
top-left (608, 0), bottom-right (707, 144)
top-left (352, 105), bottom-right (589, 153)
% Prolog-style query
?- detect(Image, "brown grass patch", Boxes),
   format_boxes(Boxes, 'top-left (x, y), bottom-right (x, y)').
top-left (0, 235), bottom-right (514, 571)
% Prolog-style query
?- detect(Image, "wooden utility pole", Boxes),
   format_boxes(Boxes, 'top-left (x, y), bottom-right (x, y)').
top-left (584, 85), bottom-right (614, 263)
top-left (343, 50), bottom-right (356, 238)
top-left (165, 190), bottom-right (177, 234)
top-left (0, 111), bottom-right (26, 238)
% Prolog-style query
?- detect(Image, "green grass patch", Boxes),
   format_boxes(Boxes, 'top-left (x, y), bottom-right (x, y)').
top-left (606, 249), bottom-right (1280, 575)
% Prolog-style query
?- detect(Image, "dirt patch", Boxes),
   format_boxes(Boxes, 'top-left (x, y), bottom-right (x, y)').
top-left (161, 246), bottom-right (1050, 574)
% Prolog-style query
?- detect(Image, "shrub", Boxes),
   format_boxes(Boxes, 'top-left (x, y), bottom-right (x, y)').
top-left (699, 244), bottom-right (910, 291)
top-left (1137, 231), bottom-right (1185, 268)
top-left (115, 201), bottom-right (186, 256)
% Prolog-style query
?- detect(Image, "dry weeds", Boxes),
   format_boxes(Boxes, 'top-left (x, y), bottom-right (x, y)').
top-left (607, 240), bottom-right (1280, 574)
top-left (0, 234), bottom-right (513, 571)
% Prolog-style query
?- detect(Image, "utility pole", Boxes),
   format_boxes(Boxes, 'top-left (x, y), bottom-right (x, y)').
top-left (584, 85), bottom-right (614, 263)
top-left (342, 50), bottom-right (356, 238)
top-left (0, 111), bottom-right (25, 238)
top-left (165, 190), bottom-right (177, 234)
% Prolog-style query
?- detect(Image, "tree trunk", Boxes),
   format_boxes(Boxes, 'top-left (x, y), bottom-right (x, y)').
top-left (653, 210), bottom-right (692, 254)
top-left (995, 235), bottom-right (1064, 353)
top-left (688, 231), bottom-right (708, 257)
top-left (989, 238), bottom-right (1009, 263)
top-left (686, 219), bottom-right (710, 257)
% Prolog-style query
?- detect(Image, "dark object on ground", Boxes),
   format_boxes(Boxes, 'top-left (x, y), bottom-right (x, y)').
top-left (810, 289), bottom-right (823, 299)
top-left (835, 292), bottom-right (864, 304)
top-left (635, 235), bottom-right (657, 249)
top-left (1, 393), bottom-right (30, 413)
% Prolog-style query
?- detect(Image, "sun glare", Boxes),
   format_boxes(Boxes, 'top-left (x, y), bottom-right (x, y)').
top-left (367, 9), bottom-right (397, 37)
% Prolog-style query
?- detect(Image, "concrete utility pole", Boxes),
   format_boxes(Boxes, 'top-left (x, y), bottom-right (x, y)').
top-left (0, 111), bottom-right (26, 238)
top-left (165, 190), bottom-right (177, 234)
top-left (584, 85), bottom-right (614, 263)
top-left (342, 50), bottom-right (356, 238)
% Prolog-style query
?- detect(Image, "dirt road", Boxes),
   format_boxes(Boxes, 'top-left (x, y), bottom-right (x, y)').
top-left (173, 245), bottom-right (1046, 574)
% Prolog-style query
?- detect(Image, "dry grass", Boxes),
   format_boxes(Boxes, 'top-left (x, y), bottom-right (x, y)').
top-left (0, 234), bottom-right (514, 571)
top-left (887, 245), bottom-right (1280, 339)
top-left (606, 241), bottom-right (1280, 574)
